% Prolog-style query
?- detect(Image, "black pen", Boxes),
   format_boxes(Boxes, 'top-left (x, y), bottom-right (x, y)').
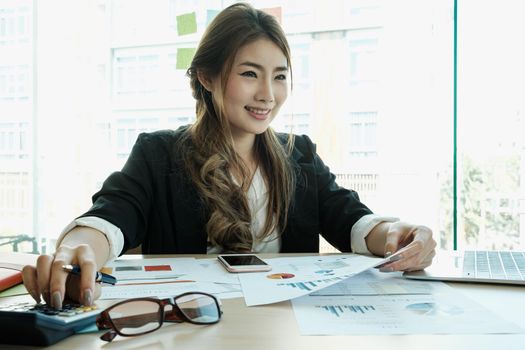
top-left (62, 264), bottom-right (117, 285)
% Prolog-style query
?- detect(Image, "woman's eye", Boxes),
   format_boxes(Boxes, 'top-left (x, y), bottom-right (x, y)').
top-left (241, 71), bottom-right (257, 78)
top-left (275, 74), bottom-right (287, 81)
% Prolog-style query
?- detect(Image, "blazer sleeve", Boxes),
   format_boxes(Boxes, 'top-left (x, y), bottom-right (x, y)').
top-left (301, 135), bottom-right (373, 251)
top-left (79, 133), bottom-right (156, 253)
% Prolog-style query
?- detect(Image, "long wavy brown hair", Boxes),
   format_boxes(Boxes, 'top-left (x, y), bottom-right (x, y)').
top-left (180, 3), bottom-right (295, 252)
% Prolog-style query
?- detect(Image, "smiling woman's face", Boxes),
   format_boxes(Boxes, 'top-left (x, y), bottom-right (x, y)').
top-left (210, 38), bottom-right (289, 141)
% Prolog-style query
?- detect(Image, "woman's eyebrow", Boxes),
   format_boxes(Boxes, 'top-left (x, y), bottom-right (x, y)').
top-left (238, 61), bottom-right (289, 72)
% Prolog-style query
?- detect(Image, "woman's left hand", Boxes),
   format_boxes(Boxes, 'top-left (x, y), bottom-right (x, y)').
top-left (379, 221), bottom-right (437, 272)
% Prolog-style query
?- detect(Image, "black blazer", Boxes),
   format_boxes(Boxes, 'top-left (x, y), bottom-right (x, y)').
top-left (80, 127), bottom-right (372, 255)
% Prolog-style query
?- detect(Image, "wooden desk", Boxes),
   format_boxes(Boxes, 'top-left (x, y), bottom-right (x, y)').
top-left (2, 254), bottom-right (524, 350)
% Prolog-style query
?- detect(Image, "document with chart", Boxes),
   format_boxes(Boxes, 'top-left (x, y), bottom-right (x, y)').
top-left (239, 254), bottom-right (385, 306)
top-left (100, 257), bottom-right (242, 300)
top-left (309, 269), bottom-right (437, 296)
top-left (291, 271), bottom-right (524, 335)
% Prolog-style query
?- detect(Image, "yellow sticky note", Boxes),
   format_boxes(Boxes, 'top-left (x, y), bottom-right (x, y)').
top-left (177, 12), bottom-right (197, 36)
top-left (176, 48), bottom-right (197, 70)
top-left (260, 7), bottom-right (282, 25)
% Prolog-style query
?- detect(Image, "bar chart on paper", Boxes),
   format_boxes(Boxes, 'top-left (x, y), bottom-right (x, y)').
top-left (318, 304), bottom-right (376, 317)
top-left (276, 276), bottom-right (351, 292)
top-left (310, 270), bottom-right (435, 296)
top-left (292, 293), bottom-right (524, 335)
top-left (239, 254), bottom-right (387, 306)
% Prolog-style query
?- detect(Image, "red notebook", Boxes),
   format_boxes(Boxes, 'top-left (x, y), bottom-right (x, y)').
top-left (0, 252), bottom-right (39, 292)
top-left (0, 269), bottom-right (23, 291)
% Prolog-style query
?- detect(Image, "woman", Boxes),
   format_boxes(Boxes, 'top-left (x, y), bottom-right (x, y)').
top-left (22, 3), bottom-right (436, 309)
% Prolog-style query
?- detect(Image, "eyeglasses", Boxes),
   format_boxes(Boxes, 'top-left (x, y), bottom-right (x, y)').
top-left (95, 292), bottom-right (222, 342)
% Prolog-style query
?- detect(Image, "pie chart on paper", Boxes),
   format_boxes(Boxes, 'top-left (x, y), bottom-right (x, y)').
top-left (266, 273), bottom-right (295, 279)
top-left (405, 302), bottom-right (463, 316)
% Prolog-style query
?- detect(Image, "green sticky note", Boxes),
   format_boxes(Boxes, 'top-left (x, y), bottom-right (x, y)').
top-left (177, 12), bottom-right (197, 36)
top-left (176, 48), bottom-right (197, 70)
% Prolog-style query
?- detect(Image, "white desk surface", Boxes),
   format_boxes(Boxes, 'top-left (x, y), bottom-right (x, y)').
top-left (2, 254), bottom-right (524, 350)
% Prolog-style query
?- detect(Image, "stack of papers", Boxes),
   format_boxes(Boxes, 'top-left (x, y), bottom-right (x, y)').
top-left (292, 270), bottom-right (524, 335)
top-left (238, 254), bottom-right (384, 306)
top-left (100, 257), bottom-right (242, 300)
top-left (99, 254), bottom-right (524, 336)
top-left (100, 254), bottom-right (385, 303)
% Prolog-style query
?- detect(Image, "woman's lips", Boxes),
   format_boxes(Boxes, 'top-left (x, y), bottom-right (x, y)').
top-left (245, 106), bottom-right (271, 120)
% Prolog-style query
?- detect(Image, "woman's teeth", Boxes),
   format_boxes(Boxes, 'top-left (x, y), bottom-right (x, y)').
top-left (246, 106), bottom-right (269, 114)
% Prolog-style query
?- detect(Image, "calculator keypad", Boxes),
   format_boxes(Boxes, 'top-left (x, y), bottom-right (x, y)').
top-left (0, 301), bottom-right (100, 324)
top-left (0, 302), bottom-right (97, 314)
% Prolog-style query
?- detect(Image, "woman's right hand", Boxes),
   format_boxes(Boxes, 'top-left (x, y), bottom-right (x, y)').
top-left (22, 244), bottom-right (101, 309)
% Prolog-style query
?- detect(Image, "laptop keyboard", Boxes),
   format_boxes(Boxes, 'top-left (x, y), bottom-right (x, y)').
top-left (462, 250), bottom-right (525, 280)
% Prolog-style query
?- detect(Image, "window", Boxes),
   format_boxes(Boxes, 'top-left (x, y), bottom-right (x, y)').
top-left (115, 117), bottom-right (159, 158)
top-left (1, 0), bottom-right (523, 255)
top-left (347, 111), bottom-right (378, 158)
top-left (456, 0), bottom-right (525, 250)
top-left (348, 37), bottom-right (379, 87)
top-left (0, 172), bottom-right (31, 234)
top-left (0, 122), bottom-right (30, 159)
top-left (0, 5), bottom-right (31, 45)
top-left (0, 64), bottom-right (30, 102)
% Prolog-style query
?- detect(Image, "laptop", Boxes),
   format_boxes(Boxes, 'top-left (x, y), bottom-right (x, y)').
top-left (403, 250), bottom-right (525, 286)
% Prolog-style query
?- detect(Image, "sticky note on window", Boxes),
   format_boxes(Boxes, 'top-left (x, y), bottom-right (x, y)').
top-left (206, 9), bottom-right (220, 26)
top-left (177, 12), bottom-right (197, 36)
top-left (260, 7), bottom-right (282, 25)
top-left (176, 48), bottom-right (197, 70)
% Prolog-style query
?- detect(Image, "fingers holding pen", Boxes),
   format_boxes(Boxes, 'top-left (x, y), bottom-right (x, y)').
top-left (50, 249), bottom-right (75, 309)
top-left (22, 242), bottom-right (103, 309)
top-left (23, 254), bottom-right (58, 304)
top-left (35, 254), bottom-right (54, 305)
top-left (55, 243), bottom-right (100, 307)
top-left (75, 244), bottom-right (98, 306)
top-left (31, 245), bottom-right (76, 309)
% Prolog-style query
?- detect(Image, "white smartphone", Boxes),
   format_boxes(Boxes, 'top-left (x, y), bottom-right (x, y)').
top-left (217, 254), bottom-right (272, 273)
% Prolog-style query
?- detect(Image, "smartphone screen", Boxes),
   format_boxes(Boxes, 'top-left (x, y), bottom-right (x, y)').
top-left (218, 254), bottom-right (272, 272)
top-left (220, 255), bottom-right (268, 266)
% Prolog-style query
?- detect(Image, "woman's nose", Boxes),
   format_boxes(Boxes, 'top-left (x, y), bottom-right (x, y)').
top-left (255, 79), bottom-right (274, 103)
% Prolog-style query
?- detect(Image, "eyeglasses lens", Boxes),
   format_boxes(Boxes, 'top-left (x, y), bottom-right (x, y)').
top-left (109, 300), bottom-right (162, 335)
top-left (175, 294), bottom-right (220, 323)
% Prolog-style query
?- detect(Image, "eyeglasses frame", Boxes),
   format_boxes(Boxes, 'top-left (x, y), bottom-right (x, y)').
top-left (96, 291), bottom-right (222, 342)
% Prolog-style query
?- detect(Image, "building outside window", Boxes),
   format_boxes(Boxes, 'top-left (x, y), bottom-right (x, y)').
top-left (1, 0), bottom-right (524, 254)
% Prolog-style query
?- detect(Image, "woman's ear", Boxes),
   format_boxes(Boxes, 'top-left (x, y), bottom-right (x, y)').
top-left (197, 70), bottom-right (214, 92)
